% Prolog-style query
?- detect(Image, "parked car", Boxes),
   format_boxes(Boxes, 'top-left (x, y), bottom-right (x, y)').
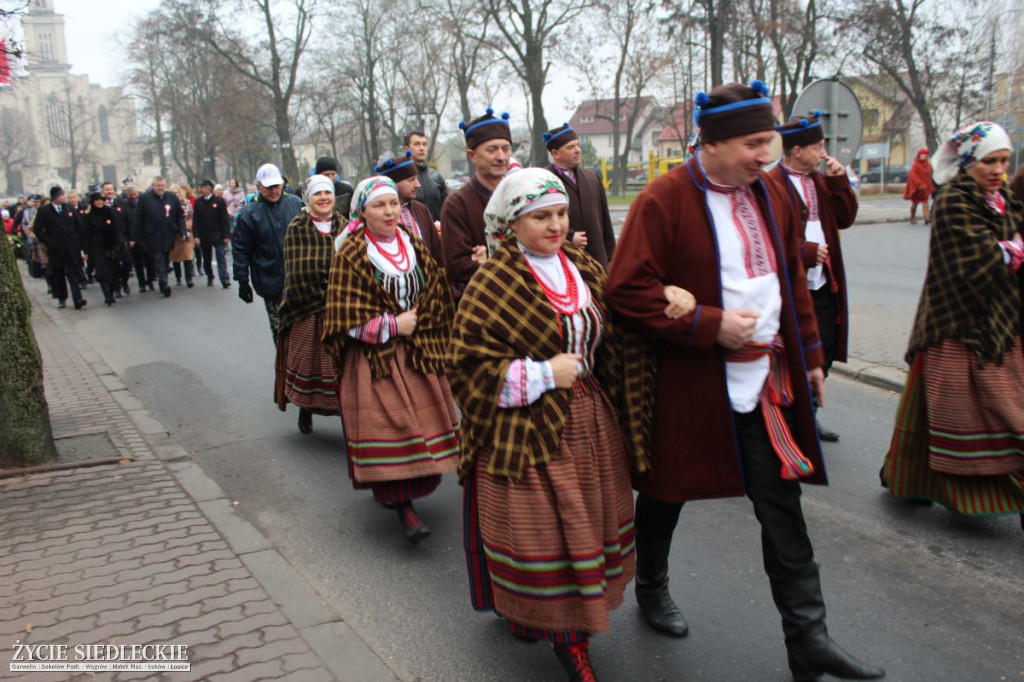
top-left (860, 165), bottom-right (910, 184)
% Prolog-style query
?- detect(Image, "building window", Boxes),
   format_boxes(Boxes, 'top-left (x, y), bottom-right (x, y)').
top-left (864, 108), bottom-right (880, 130)
top-left (608, 135), bottom-right (614, 147)
top-left (45, 95), bottom-right (66, 147)
top-left (98, 105), bottom-right (110, 143)
top-left (142, 149), bottom-right (154, 166)
top-left (580, 116), bottom-right (593, 123)
top-left (39, 33), bottom-right (54, 63)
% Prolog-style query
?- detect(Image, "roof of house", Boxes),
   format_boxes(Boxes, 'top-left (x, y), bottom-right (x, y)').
top-left (569, 97), bottom-right (657, 134)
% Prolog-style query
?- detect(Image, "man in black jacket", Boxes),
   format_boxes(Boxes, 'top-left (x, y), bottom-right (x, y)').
top-left (34, 186), bottom-right (86, 309)
top-left (134, 176), bottom-right (185, 297)
top-left (313, 156), bottom-right (354, 217)
top-left (102, 181), bottom-right (132, 296)
top-left (193, 179), bottom-right (233, 288)
top-left (232, 163), bottom-right (303, 343)
top-left (404, 131), bottom-right (448, 221)
top-left (120, 184), bottom-right (149, 291)
top-left (543, 123), bottom-right (617, 270)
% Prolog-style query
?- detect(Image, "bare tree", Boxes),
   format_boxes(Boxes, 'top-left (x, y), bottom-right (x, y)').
top-left (766, 0), bottom-right (824, 119)
top-left (418, 0), bottom-right (495, 128)
top-left (663, 0), bottom-right (733, 87)
top-left (483, 0), bottom-right (594, 166)
top-left (167, 0), bottom-right (315, 183)
top-left (0, 107), bottom-right (37, 194)
top-left (835, 0), bottom-right (962, 150)
top-left (56, 85), bottom-right (97, 188)
top-left (124, 15), bottom-right (172, 177)
top-left (573, 0), bottom-right (670, 194)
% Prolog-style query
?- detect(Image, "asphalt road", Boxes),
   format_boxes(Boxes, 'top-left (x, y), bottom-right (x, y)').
top-left (55, 243), bottom-right (1023, 682)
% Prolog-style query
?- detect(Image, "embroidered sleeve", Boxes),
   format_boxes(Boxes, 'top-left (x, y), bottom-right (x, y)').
top-left (348, 314), bottom-right (398, 344)
top-left (498, 358), bottom-right (556, 408)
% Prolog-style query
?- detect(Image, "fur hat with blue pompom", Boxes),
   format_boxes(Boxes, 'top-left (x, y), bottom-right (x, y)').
top-left (459, 107), bottom-right (512, 150)
top-left (777, 111), bottom-right (824, 150)
top-left (692, 80), bottom-right (777, 143)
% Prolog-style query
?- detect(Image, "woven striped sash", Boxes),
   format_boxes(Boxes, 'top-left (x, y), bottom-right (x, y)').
top-left (727, 335), bottom-right (815, 481)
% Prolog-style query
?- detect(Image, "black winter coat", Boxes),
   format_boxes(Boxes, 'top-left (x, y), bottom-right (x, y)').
top-left (135, 189), bottom-right (185, 253)
top-left (82, 206), bottom-right (124, 283)
top-left (192, 194), bottom-right (231, 242)
top-left (33, 203), bottom-right (82, 268)
top-left (232, 194), bottom-right (304, 298)
top-left (415, 163), bottom-right (449, 221)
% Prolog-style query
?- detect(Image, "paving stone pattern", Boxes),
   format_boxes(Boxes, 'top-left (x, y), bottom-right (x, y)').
top-left (0, 309), bottom-right (335, 682)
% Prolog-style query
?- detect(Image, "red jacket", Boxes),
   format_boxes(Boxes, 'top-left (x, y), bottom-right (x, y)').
top-left (767, 165), bottom-right (857, 362)
top-left (606, 157), bottom-right (826, 502)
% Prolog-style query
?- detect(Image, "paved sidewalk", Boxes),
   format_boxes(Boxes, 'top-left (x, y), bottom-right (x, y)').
top-left (1, 285), bottom-right (399, 681)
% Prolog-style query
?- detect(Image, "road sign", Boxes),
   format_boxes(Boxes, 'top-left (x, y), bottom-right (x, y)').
top-left (790, 78), bottom-right (864, 167)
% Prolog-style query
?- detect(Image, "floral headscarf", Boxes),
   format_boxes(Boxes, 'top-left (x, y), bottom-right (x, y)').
top-left (483, 167), bottom-right (568, 253)
top-left (932, 121), bottom-right (1012, 185)
top-left (335, 176), bottom-right (400, 251)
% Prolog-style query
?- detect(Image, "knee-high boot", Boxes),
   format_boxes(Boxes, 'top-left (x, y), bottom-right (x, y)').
top-left (634, 494), bottom-right (689, 637)
top-left (771, 567), bottom-right (885, 681)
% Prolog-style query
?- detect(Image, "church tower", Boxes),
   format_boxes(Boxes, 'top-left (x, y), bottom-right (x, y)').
top-left (21, 0), bottom-right (72, 79)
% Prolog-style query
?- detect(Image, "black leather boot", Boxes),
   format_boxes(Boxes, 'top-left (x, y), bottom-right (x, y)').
top-left (297, 408), bottom-right (313, 434)
top-left (772, 571), bottom-right (885, 681)
top-left (634, 496), bottom-right (688, 637)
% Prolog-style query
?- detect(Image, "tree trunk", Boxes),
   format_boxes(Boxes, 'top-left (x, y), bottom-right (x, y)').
top-left (274, 97), bottom-right (299, 184)
top-left (528, 75), bottom-right (549, 168)
top-left (0, 233), bottom-right (58, 469)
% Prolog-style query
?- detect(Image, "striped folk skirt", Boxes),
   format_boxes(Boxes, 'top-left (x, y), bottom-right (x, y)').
top-left (275, 314), bottom-right (340, 414)
top-left (340, 341), bottom-right (459, 496)
top-left (883, 338), bottom-right (1024, 514)
top-left (464, 385), bottom-right (636, 638)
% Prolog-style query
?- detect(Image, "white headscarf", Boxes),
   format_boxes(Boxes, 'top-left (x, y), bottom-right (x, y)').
top-left (302, 174), bottom-right (335, 205)
top-left (483, 167), bottom-right (568, 253)
top-left (932, 121), bottom-right (1012, 185)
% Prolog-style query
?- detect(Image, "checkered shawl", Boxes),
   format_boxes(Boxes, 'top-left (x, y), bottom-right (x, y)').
top-left (907, 171), bottom-right (1024, 367)
top-left (278, 211), bottom-right (345, 332)
top-left (321, 225), bottom-right (454, 379)
top-left (449, 241), bottom-right (652, 482)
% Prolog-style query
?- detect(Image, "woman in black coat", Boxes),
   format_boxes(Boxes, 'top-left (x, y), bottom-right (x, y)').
top-left (82, 192), bottom-right (125, 306)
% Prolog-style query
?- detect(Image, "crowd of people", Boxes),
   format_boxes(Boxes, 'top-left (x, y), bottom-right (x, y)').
top-left (10, 84), bottom-right (1024, 682)
top-left (5, 177), bottom-right (248, 308)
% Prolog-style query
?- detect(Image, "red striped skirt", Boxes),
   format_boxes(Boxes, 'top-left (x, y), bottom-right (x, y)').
top-left (276, 314), bottom-right (340, 414)
top-left (465, 385), bottom-right (635, 636)
top-left (339, 342), bottom-right (459, 487)
top-left (883, 339), bottom-right (1024, 515)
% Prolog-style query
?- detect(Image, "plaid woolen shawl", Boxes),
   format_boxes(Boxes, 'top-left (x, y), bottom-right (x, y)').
top-left (321, 225), bottom-right (454, 379)
top-left (448, 240), bottom-right (652, 482)
top-left (906, 170), bottom-right (1024, 367)
top-left (278, 211), bottom-right (345, 332)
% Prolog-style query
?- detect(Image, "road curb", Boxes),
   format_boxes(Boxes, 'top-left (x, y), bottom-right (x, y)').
top-left (832, 357), bottom-right (907, 393)
top-left (20, 266), bottom-right (401, 682)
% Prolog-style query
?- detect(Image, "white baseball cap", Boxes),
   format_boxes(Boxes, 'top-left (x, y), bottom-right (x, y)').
top-left (255, 163), bottom-right (284, 187)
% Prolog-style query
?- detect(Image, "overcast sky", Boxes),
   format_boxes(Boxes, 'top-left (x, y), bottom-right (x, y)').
top-left (55, 0), bottom-right (574, 128)
top-left (60, 0), bottom-right (161, 87)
